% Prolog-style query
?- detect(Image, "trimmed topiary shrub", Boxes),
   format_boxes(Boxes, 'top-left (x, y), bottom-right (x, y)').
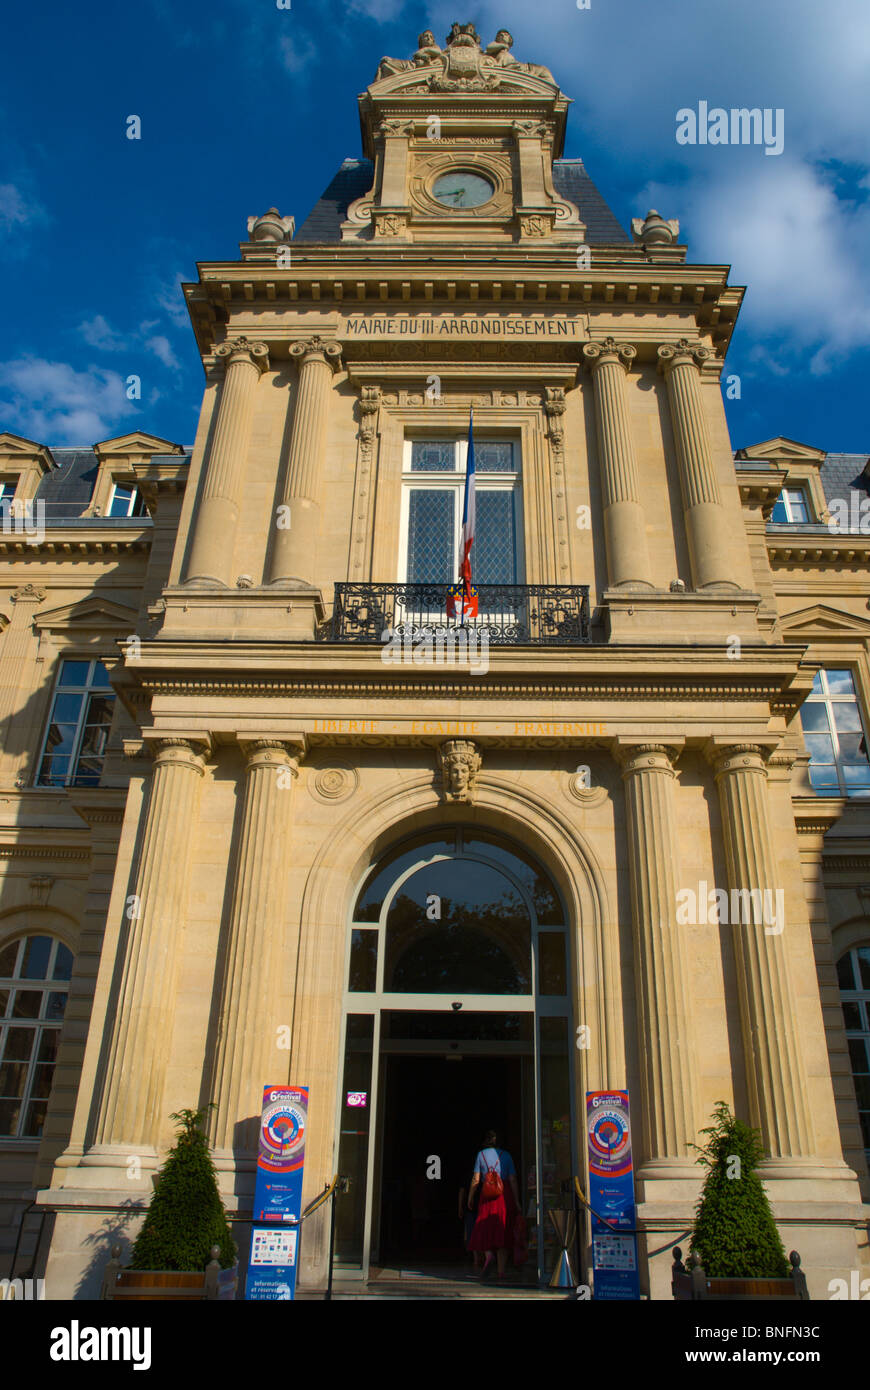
top-left (689, 1101), bottom-right (789, 1279)
top-left (129, 1106), bottom-right (235, 1271)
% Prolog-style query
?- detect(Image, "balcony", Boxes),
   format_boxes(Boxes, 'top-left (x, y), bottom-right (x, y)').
top-left (317, 583), bottom-right (592, 646)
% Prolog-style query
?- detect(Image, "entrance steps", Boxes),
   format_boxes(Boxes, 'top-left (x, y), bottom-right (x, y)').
top-left (298, 1264), bottom-right (574, 1300)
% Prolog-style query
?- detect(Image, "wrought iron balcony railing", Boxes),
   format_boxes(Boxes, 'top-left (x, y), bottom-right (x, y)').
top-left (317, 583), bottom-right (592, 646)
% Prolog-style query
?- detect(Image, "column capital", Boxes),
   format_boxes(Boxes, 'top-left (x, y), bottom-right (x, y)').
top-left (612, 739), bottom-right (684, 775)
top-left (656, 337), bottom-right (711, 374)
top-left (543, 385), bottom-right (566, 417)
top-left (11, 583), bottom-right (46, 604)
top-left (237, 734), bottom-right (307, 771)
top-left (704, 741), bottom-right (769, 777)
top-left (212, 337), bottom-right (270, 376)
top-left (145, 733), bottom-right (212, 772)
top-left (583, 337), bottom-right (637, 372)
top-left (358, 384), bottom-right (381, 417)
top-left (290, 335), bottom-right (343, 374)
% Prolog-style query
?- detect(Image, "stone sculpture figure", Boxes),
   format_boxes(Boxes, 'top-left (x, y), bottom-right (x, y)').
top-left (439, 739), bottom-right (482, 803)
top-left (376, 30), bottom-right (443, 80)
top-left (485, 28), bottom-right (555, 83)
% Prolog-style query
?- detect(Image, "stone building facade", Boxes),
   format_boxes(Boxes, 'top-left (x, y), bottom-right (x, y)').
top-left (1, 24), bottom-right (868, 1299)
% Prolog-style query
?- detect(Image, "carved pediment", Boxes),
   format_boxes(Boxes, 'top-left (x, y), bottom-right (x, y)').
top-left (369, 24), bottom-right (559, 97)
top-left (93, 432), bottom-right (183, 460)
top-left (779, 604), bottom-right (870, 642)
top-left (34, 596), bottom-right (140, 635)
top-left (737, 437), bottom-right (826, 466)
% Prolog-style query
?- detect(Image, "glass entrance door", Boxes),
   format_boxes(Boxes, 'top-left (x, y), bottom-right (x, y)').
top-left (333, 829), bottom-right (577, 1284)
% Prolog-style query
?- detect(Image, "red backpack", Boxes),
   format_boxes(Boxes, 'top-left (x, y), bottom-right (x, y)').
top-left (480, 1149), bottom-right (504, 1199)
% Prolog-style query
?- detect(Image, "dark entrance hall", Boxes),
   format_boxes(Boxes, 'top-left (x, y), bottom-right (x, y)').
top-left (377, 1053), bottom-right (523, 1265)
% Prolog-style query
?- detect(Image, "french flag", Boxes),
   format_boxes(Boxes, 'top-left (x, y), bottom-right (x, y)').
top-left (447, 410), bottom-right (478, 621)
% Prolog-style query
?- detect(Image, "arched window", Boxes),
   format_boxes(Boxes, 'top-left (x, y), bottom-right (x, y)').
top-left (0, 934), bottom-right (73, 1139)
top-left (837, 945), bottom-right (870, 1167)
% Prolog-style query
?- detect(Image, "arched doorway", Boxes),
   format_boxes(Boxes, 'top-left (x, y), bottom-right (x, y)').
top-left (333, 827), bottom-right (576, 1283)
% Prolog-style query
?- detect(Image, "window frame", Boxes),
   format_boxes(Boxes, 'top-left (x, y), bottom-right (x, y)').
top-left (35, 657), bottom-right (116, 790)
top-left (0, 934), bottom-right (73, 1141)
top-left (398, 436), bottom-right (524, 586)
top-left (771, 485), bottom-right (812, 524)
top-left (836, 945), bottom-right (870, 1167)
top-left (800, 667), bottom-right (870, 798)
top-left (107, 482), bottom-right (146, 518)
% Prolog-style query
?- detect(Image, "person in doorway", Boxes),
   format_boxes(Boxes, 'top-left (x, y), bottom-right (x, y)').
top-left (467, 1129), bottom-right (520, 1280)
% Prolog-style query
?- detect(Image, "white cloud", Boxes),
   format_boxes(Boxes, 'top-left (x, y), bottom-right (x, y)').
top-left (79, 314), bottom-right (128, 352)
top-left (0, 358), bottom-right (137, 445)
top-left (0, 182), bottom-right (48, 238)
top-left (155, 270), bottom-right (190, 327)
top-left (277, 33), bottom-right (319, 75)
top-left (144, 334), bottom-right (181, 370)
top-left (638, 160), bottom-right (870, 370)
top-left (347, 0), bottom-right (407, 20)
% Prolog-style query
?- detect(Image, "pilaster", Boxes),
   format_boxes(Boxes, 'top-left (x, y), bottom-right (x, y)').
top-left (89, 736), bottom-right (210, 1154)
top-left (267, 336), bottom-right (343, 589)
top-left (583, 339), bottom-right (653, 590)
top-left (210, 737), bottom-right (306, 1160)
top-left (657, 338), bottom-right (737, 591)
top-left (185, 338), bottom-right (269, 588)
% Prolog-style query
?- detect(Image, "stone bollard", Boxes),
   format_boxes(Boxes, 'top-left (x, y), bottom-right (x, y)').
top-left (100, 1244), bottom-right (122, 1301)
top-left (789, 1250), bottom-right (810, 1301)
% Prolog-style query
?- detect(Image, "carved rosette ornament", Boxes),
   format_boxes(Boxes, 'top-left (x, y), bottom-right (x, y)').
top-left (439, 739), bottom-right (482, 803)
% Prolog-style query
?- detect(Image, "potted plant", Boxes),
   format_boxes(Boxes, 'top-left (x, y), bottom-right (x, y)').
top-left (105, 1106), bottom-right (237, 1301)
top-left (673, 1102), bottom-right (804, 1300)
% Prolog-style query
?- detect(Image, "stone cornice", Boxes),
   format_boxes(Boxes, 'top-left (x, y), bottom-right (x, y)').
top-left (0, 525), bottom-right (152, 557)
top-left (766, 531), bottom-right (870, 567)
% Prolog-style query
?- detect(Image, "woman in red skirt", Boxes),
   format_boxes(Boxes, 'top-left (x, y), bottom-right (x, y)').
top-left (467, 1129), bottom-right (520, 1280)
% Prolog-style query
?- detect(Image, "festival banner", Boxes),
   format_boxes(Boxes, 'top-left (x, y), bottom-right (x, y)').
top-left (586, 1090), bottom-right (640, 1300)
top-left (245, 1084), bottom-right (308, 1301)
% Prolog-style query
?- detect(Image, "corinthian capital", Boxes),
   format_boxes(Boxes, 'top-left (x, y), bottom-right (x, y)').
top-left (213, 337), bottom-right (270, 375)
top-left (290, 336), bottom-right (343, 373)
top-left (656, 338), bottom-right (711, 373)
top-left (583, 337), bottom-right (637, 372)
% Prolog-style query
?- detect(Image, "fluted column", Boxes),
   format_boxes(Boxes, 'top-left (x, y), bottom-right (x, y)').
top-left (618, 742), bottom-right (697, 1160)
top-left (267, 336), bottom-right (343, 587)
top-left (583, 339), bottom-right (653, 589)
top-left (210, 737), bottom-right (306, 1155)
top-left (710, 744), bottom-right (813, 1157)
top-left (657, 338), bottom-right (736, 590)
top-left (93, 737), bottom-right (209, 1150)
top-left (185, 338), bottom-right (269, 587)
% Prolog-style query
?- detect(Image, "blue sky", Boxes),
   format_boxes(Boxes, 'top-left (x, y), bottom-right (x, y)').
top-left (2, 0), bottom-right (869, 454)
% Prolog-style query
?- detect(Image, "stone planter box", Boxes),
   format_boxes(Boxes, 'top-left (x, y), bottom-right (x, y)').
top-left (671, 1248), bottom-right (810, 1301)
top-left (102, 1244), bottom-right (237, 1302)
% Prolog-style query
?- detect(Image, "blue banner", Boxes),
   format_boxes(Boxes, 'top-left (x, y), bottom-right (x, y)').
top-left (246, 1085), bottom-right (308, 1302)
top-left (586, 1090), bottom-right (640, 1300)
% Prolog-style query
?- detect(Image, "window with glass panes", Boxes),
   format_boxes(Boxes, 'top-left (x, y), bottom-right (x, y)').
top-left (836, 946), bottom-right (870, 1164)
top-left (771, 486), bottom-right (810, 523)
top-left (0, 934), bottom-right (73, 1138)
top-left (799, 669), bottom-right (870, 796)
top-left (36, 659), bottom-right (115, 788)
top-left (107, 484), bottom-right (146, 518)
top-left (400, 439), bottom-right (522, 586)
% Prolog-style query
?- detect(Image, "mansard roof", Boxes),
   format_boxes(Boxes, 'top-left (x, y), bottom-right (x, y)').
top-left (32, 447), bottom-right (191, 521)
top-left (293, 156), bottom-right (630, 244)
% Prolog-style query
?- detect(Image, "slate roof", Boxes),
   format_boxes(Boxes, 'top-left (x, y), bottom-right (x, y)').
top-left (293, 156), bottom-right (630, 244)
top-left (735, 450), bottom-right (870, 534)
top-left (30, 449), bottom-right (191, 522)
top-left (819, 452), bottom-right (870, 506)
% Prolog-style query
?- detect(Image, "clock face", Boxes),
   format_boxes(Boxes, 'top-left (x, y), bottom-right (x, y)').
top-left (432, 171), bottom-right (495, 209)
